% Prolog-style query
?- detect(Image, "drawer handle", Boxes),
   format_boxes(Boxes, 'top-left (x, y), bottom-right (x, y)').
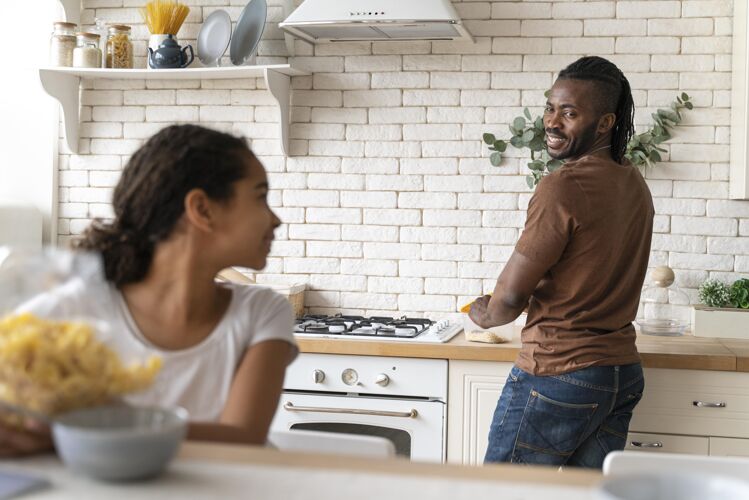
top-left (693, 401), bottom-right (726, 408)
top-left (630, 441), bottom-right (663, 448)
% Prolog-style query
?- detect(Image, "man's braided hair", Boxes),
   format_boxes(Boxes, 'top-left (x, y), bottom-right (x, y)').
top-left (557, 56), bottom-right (635, 164)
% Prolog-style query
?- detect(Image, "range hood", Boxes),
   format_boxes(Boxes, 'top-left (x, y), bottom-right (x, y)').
top-left (279, 0), bottom-right (473, 44)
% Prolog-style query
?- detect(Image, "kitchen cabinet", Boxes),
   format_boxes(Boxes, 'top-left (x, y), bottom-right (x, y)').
top-left (447, 360), bottom-right (512, 465)
top-left (709, 437), bottom-right (749, 457)
top-left (731, 0), bottom-right (749, 199)
top-left (447, 361), bottom-right (749, 465)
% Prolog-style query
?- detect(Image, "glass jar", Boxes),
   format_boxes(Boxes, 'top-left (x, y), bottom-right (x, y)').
top-left (49, 22), bottom-right (77, 67)
top-left (72, 32), bottom-right (102, 68)
top-left (636, 266), bottom-right (691, 336)
top-left (106, 24), bottom-right (133, 69)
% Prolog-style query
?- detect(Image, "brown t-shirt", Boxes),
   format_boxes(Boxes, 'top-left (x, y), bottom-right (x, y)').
top-left (514, 155), bottom-right (654, 376)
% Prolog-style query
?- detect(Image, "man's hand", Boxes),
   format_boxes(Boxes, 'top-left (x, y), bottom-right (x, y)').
top-left (468, 295), bottom-right (493, 329)
top-left (0, 419), bottom-right (53, 458)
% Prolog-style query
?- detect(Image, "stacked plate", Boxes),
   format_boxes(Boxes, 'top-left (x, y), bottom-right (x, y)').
top-left (197, 0), bottom-right (267, 67)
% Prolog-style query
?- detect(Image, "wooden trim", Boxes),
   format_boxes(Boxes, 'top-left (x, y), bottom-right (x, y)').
top-left (177, 441), bottom-right (601, 487)
top-left (297, 328), bottom-right (749, 372)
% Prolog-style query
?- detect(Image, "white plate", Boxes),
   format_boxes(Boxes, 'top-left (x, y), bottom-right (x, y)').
top-left (197, 9), bottom-right (232, 67)
top-left (230, 0), bottom-right (267, 66)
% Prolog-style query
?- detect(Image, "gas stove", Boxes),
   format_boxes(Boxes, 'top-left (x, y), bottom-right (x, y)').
top-left (293, 314), bottom-right (463, 343)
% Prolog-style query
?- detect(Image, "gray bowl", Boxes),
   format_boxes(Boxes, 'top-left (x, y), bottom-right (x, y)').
top-left (52, 405), bottom-right (189, 481)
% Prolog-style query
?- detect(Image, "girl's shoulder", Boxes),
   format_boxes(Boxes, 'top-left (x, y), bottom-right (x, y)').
top-left (219, 282), bottom-right (295, 347)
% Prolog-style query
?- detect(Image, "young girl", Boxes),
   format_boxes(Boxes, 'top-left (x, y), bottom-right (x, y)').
top-left (0, 124), bottom-right (296, 456)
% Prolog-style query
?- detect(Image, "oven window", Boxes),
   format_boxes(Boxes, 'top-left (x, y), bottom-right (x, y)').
top-left (290, 423), bottom-right (412, 459)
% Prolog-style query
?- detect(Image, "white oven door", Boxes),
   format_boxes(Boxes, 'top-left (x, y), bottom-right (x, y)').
top-left (271, 392), bottom-right (445, 463)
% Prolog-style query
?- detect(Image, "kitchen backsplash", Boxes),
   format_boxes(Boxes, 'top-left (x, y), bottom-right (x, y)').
top-left (59, 0), bottom-right (740, 317)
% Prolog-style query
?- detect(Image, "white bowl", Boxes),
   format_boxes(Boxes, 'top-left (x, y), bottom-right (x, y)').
top-left (595, 472), bottom-right (749, 500)
top-left (52, 405), bottom-right (188, 481)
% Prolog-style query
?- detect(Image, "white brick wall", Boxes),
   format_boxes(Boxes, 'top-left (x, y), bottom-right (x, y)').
top-left (59, 0), bottom-right (743, 318)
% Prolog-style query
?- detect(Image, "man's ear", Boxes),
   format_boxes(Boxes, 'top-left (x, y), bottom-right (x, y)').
top-left (597, 113), bottom-right (616, 134)
top-left (184, 188), bottom-right (214, 233)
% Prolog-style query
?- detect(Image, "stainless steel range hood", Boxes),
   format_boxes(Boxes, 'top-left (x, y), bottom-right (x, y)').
top-left (279, 0), bottom-right (473, 44)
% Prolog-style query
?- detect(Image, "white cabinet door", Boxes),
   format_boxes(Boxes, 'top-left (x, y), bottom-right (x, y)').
top-left (625, 432), bottom-right (709, 455)
top-left (710, 437), bottom-right (749, 457)
top-left (447, 361), bottom-right (513, 465)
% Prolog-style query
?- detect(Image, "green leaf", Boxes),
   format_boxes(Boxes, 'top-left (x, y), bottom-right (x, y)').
top-left (524, 108), bottom-right (532, 121)
top-left (490, 151), bottom-right (502, 166)
top-left (547, 159), bottom-right (563, 171)
top-left (681, 92), bottom-right (689, 101)
top-left (513, 117), bottom-right (526, 131)
top-left (649, 150), bottom-right (662, 162)
top-left (685, 102), bottom-right (693, 110)
top-left (528, 160), bottom-right (545, 171)
top-left (535, 117), bottom-right (544, 130)
top-left (482, 133), bottom-right (496, 145)
top-left (526, 175), bottom-right (535, 189)
top-left (510, 135), bottom-right (524, 148)
top-left (528, 137), bottom-right (545, 152)
top-left (543, 89), bottom-right (551, 98)
top-left (494, 140), bottom-right (508, 152)
top-left (521, 129), bottom-right (535, 143)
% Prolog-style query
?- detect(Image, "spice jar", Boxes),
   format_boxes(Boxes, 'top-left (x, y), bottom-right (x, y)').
top-left (49, 22), bottom-right (77, 67)
top-left (106, 25), bottom-right (133, 69)
top-left (72, 32), bottom-right (102, 68)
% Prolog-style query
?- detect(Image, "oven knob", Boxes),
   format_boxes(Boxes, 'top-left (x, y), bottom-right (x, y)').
top-left (375, 373), bottom-right (390, 387)
top-left (312, 369), bottom-right (325, 384)
top-left (341, 368), bottom-right (359, 386)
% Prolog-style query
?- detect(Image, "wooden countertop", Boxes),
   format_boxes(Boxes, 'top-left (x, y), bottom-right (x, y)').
top-left (297, 325), bottom-right (749, 372)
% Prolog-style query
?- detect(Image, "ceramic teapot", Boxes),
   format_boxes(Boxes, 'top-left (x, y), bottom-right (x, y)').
top-left (147, 35), bottom-right (194, 69)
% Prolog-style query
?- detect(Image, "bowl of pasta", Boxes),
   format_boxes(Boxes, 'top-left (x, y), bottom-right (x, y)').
top-left (0, 312), bottom-right (186, 480)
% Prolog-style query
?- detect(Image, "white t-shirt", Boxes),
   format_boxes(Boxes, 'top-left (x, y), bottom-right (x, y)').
top-left (19, 279), bottom-right (297, 421)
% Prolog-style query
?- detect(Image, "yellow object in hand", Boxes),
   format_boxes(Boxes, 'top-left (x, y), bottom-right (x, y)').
top-left (0, 313), bottom-right (161, 419)
top-left (460, 294), bottom-right (492, 313)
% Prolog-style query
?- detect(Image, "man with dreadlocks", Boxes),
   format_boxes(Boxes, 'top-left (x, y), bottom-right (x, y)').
top-left (467, 56), bottom-right (654, 468)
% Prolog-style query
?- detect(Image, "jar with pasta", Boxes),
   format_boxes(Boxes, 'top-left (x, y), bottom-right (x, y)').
top-left (49, 22), bottom-right (77, 67)
top-left (73, 32), bottom-right (102, 68)
top-left (106, 24), bottom-right (133, 69)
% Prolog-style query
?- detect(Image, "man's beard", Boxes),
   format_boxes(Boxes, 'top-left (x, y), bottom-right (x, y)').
top-left (548, 121), bottom-right (599, 161)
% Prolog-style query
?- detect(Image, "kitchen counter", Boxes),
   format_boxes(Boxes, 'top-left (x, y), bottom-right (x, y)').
top-left (4, 442), bottom-right (601, 499)
top-left (297, 325), bottom-right (749, 372)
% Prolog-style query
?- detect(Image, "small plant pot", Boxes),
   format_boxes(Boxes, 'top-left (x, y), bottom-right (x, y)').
top-left (691, 305), bottom-right (749, 340)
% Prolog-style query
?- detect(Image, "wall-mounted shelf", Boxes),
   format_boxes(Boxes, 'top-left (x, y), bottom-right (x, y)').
top-left (39, 65), bottom-right (308, 156)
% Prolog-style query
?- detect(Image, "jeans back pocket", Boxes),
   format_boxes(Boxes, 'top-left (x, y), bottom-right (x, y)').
top-left (512, 389), bottom-right (598, 466)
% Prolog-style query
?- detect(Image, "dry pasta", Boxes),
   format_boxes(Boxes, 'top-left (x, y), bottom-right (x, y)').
top-left (0, 313), bottom-right (161, 420)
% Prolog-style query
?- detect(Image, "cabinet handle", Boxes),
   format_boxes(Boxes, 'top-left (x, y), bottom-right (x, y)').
top-left (630, 441), bottom-right (663, 448)
top-left (693, 401), bottom-right (726, 408)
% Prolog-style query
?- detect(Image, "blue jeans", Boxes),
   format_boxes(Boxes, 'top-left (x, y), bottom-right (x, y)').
top-left (484, 363), bottom-right (644, 468)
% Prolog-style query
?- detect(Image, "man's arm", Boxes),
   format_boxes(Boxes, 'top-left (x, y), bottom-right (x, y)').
top-left (468, 250), bottom-right (550, 329)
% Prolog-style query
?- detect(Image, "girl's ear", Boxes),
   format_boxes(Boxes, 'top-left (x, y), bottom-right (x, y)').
top-left (183, 188), bottom-right (214, 233)
top-left (598, 113), bottom-right (616, 134)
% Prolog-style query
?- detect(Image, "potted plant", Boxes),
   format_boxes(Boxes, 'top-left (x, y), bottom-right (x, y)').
top-left (692, 278), bottom-right (749, 339)
top-left (482, 93), bottom-right (693, 187)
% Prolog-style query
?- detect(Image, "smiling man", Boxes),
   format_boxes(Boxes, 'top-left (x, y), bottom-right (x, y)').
top-left (468, 56), bottom-right (654, 468)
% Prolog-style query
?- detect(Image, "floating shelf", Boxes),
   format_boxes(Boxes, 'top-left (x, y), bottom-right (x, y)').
top-left (39, 65), bottom-right (309, 156)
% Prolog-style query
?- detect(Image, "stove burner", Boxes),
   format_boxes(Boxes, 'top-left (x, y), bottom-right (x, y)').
top-left (294, 314), bottom-right (434, 339)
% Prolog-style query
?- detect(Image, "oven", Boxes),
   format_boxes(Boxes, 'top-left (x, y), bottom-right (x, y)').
top-left (271, 353), bottom-right (448, 463)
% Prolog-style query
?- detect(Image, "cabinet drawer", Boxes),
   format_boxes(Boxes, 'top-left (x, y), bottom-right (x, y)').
top-left (710, 437), bottom-right (749, 457)
top-left (629, 368), bottom-right (749, 438)
top-left (626, 432), bottom-right (709, 455)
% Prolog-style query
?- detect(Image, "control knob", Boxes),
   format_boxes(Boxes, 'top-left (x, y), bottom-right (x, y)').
top-left (375, 373), bottom-right (390, 387)
top-left (312, 369), bottom-right (325, 384)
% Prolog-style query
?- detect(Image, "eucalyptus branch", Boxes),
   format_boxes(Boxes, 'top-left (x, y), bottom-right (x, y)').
top-left (482, 93), bottom-right (693, 189)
